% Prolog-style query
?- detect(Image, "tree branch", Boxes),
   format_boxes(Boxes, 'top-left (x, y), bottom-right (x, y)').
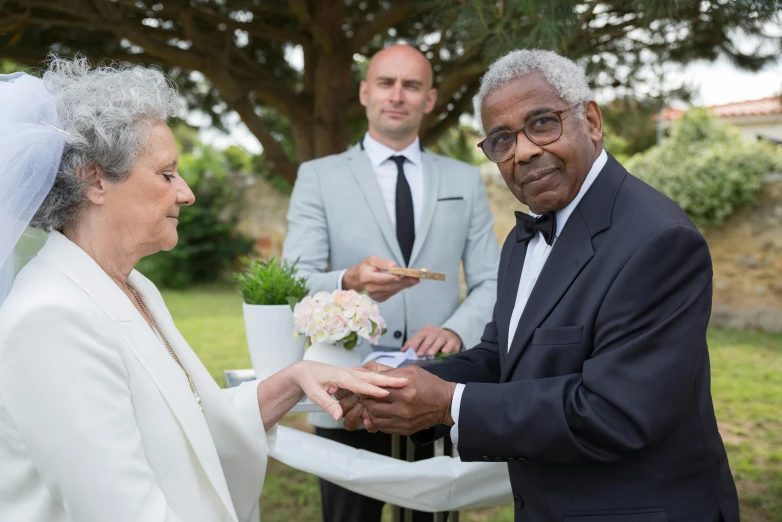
top-left (231, 96), bottom-right (298, 184)
top-left (421, 79), bottom-right (480, 146)
top-left (191, 5), bottom-right (306, 45)
top-left (10, 0), bottom-right (101, 21)
top-left (287, 0), bottom-right (333, 52)
top-left (349, 0), bottom-right (420, 54)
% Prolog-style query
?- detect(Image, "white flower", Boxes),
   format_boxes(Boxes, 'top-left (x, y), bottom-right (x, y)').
top-left (292, 289), bottom-right (387, 347)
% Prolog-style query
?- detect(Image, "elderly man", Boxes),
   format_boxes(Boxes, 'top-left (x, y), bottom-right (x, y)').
top-left (343, 49), bottom-right (740, 522)
top-left (283, 44), bottom-right (499, 522)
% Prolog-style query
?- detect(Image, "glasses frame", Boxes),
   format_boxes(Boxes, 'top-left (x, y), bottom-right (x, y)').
top-left (477, 106), bottom-right (574, 163)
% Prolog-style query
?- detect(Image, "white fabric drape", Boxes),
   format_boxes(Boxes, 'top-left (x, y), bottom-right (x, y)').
top-left (271, 426), bottom-right (512, 512)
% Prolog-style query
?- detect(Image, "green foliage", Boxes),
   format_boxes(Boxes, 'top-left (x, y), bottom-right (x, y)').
top-left (627, 108), bottom-right (782, 227)
top-left (603, 133), bottom-right (632, 165)
top-left (601, 97), bottom-right (664, 157)
top-left (136, 143), bottom-right (255, 288)
top-left (251, 153), bottom-right (293, 194)
top-left (429, 125), bottom-right (483, 166)
top-left (233, 257), bottom-right (309, 307)
top-left (0, 60), bottom-right (26, 75)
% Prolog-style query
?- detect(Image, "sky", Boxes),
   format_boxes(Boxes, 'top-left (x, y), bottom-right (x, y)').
top-left (197, 46), bottom-right (782, 155)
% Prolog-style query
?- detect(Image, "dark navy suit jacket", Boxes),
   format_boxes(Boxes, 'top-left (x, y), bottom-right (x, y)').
top-left (416, 154), bottom-right (739, 522)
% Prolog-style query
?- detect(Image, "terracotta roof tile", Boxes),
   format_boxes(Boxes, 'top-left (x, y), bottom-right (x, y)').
top-left (660, 96), bottom-right (782, 121)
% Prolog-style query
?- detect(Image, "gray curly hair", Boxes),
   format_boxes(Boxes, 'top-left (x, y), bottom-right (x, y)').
top-left (473, 49), bottom-right (593, 133)
top-left (30, 56), bottom-right (179, 231)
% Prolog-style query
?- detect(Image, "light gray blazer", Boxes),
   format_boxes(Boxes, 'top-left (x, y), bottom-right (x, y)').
top-left (283, 142), bottom-right (500, 358)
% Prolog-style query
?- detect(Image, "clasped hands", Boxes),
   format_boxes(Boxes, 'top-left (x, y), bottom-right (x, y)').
top-left (336, 362), bottom-right (457, 436)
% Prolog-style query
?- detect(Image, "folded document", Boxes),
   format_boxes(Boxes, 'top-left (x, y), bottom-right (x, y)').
top-left (361, 350), bottom-right (433, 368)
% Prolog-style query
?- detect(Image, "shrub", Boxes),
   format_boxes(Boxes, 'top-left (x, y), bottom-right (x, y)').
top-left (627, 108), bottom-right (782, 227)
top-left (234, 257), bottom-right (309, 307)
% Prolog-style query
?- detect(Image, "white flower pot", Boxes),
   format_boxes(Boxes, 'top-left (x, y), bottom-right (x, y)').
top-left (242, 303), bottom-right (305, 381)
top-left (302, 340), bottom-right (362, 369)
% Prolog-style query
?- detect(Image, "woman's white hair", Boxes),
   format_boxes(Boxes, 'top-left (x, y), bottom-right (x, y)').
top-left (473, 49), bottom-right (593, 133)
top-left (30, 56), bottom-right (179, 231)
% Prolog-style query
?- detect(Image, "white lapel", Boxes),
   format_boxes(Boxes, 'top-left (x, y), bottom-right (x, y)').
top-left (37, 232), bottom-right (239, 521)
top-left (408, 150), bottom-right (441, 267)
top-left (130, 273), bottom-right (266, 522)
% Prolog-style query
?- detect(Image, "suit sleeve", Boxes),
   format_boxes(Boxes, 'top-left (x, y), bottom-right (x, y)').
top-left (456, 224), bottom-right (713, 463)
top-left (441, 168), bottom-right (500, 349)
top-left (0, 303), bottom-right (184, 522)
top-left (281, 161), bottom-right (342, 293)
top-left (413, 287), bottom-right (502, 446)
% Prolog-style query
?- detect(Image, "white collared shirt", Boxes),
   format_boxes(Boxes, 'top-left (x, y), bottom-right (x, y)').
top-left (450, 149), bottom-right (608, 446)
top-left (362, 132), bottom-right (426, 231)
top-left (338, 133), bottom-right (426, 288)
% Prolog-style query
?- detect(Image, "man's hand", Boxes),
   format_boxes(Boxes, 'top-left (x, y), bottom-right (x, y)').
top-left (342, 256), bottom-right (419, 302)
top-left (402, 325), bottom-right (462, 357)
top-left (338, 362), bottom-right (389, 432)
top-left (342, 366), bottom-right (457, 436)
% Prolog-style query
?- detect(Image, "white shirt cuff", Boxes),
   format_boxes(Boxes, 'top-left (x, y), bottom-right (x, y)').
top-left (337, 269), bottom-right (347, 290)
top-left (449, 383), bottom-right (466, 448)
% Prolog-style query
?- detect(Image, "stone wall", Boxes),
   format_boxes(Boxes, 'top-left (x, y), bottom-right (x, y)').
top-left (236, 168), bottom-right (782, 333)
top-left (706, 176), bottom-right (782, 333)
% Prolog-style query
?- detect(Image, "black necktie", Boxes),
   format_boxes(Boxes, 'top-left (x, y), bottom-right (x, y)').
top-left (515, 211), bottom-right (557, 245)
top-left (391, 155), bottom-right (415, 266)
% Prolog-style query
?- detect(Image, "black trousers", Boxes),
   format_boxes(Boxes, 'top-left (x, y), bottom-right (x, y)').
top-left (314, 427), bottom-right (449, 522)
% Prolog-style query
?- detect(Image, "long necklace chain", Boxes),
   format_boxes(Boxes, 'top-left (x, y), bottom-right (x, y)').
top-left (129, 287), bottom-right (203, 412)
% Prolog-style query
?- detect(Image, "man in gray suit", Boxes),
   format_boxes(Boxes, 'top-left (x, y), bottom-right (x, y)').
top-left (282, 44), bottom-right (499, 522)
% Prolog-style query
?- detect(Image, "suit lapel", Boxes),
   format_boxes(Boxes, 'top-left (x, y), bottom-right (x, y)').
top-left (501, 212), bottom-right (594, 381)
top-left (409, 151), bottom-right (440, 267)
top-left (500, 153), bottom-right (626, 382)
top-left (131, 274), bottom-right (266, 522)
top-left (115, 282), bottom-right (239, 521)
top-left (345, 144), bottom-right (405, 265)
top-left (497, 239), bottom-right (529, 371)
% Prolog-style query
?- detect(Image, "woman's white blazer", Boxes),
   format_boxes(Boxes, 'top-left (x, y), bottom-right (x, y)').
top-left (0, 231), bottom-right (275, 522)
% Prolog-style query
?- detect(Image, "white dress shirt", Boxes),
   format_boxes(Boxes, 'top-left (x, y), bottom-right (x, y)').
top-left (338, 133), bottom-right (425, 288)
top-left (449, 150), bottom-right (608, 446)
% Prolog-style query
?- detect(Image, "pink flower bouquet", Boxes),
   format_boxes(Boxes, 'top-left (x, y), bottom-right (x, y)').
top-left (293, 290), bottom-right (387, 350)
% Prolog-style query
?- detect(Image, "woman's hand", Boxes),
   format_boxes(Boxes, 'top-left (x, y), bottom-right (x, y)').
top-left (293, 360), bottom-right (408, 421)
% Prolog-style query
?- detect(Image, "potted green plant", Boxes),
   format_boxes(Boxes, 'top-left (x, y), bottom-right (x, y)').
top-left (234, 257), bottom-right (309, 381)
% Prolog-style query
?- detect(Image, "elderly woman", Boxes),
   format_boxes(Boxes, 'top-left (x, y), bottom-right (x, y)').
top-left (0, 59), bottom-right (406, 522)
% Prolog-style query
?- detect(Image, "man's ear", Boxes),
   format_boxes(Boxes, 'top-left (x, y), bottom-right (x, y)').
top-left (359, 80), bottom-right (369, 108)
top-left (77, 164), bottom-right (107, 205)
top-left (584, 100), bottom-right (603, 144)
top-left (423, 88), bottom-right (438, 114)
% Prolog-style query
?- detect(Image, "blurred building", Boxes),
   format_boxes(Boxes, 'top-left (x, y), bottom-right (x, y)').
top-left (660, 96), bottom-right (782, 144)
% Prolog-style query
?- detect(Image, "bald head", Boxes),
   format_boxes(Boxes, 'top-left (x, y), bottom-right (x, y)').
top-left (360, 45), bottom-right (437, 150)
top-left (366, 45), bottom-right (433, 89)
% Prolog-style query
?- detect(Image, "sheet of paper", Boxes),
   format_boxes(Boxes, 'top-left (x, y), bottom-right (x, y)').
top-left (361, 350), bottom-right (433, 368)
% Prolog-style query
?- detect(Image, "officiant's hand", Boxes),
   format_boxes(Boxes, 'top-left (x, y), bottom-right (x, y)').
top-left (402, 325), bottom-right (462, 356)
top-left (342, 256), bottom-right (419, 302)
top-left (343, 366), bottom-right (457, 436)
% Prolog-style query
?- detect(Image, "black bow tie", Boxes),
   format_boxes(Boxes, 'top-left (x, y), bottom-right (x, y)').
top-left (515, 211), bottom-right (557, 245)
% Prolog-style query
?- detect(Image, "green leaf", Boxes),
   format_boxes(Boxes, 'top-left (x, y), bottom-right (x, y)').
top-left (233, 257), bottom-right (311, 306)
top-left (343, 332), bottom-right (358, 351)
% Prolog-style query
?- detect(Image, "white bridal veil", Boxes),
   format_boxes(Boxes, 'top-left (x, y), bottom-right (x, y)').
top-left (0, 72), bottom-right (65, 305)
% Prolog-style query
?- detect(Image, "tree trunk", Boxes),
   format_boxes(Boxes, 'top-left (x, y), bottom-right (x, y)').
top-left (311, 52), bottom-right (354, 160)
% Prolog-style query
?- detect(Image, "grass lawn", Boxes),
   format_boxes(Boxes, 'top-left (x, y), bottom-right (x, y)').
top-left (163, 285), bottom-right (782, 522)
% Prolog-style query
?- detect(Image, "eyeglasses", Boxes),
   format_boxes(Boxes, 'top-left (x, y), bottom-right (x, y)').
top-left (477, 106), bottom-right (574, 163)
